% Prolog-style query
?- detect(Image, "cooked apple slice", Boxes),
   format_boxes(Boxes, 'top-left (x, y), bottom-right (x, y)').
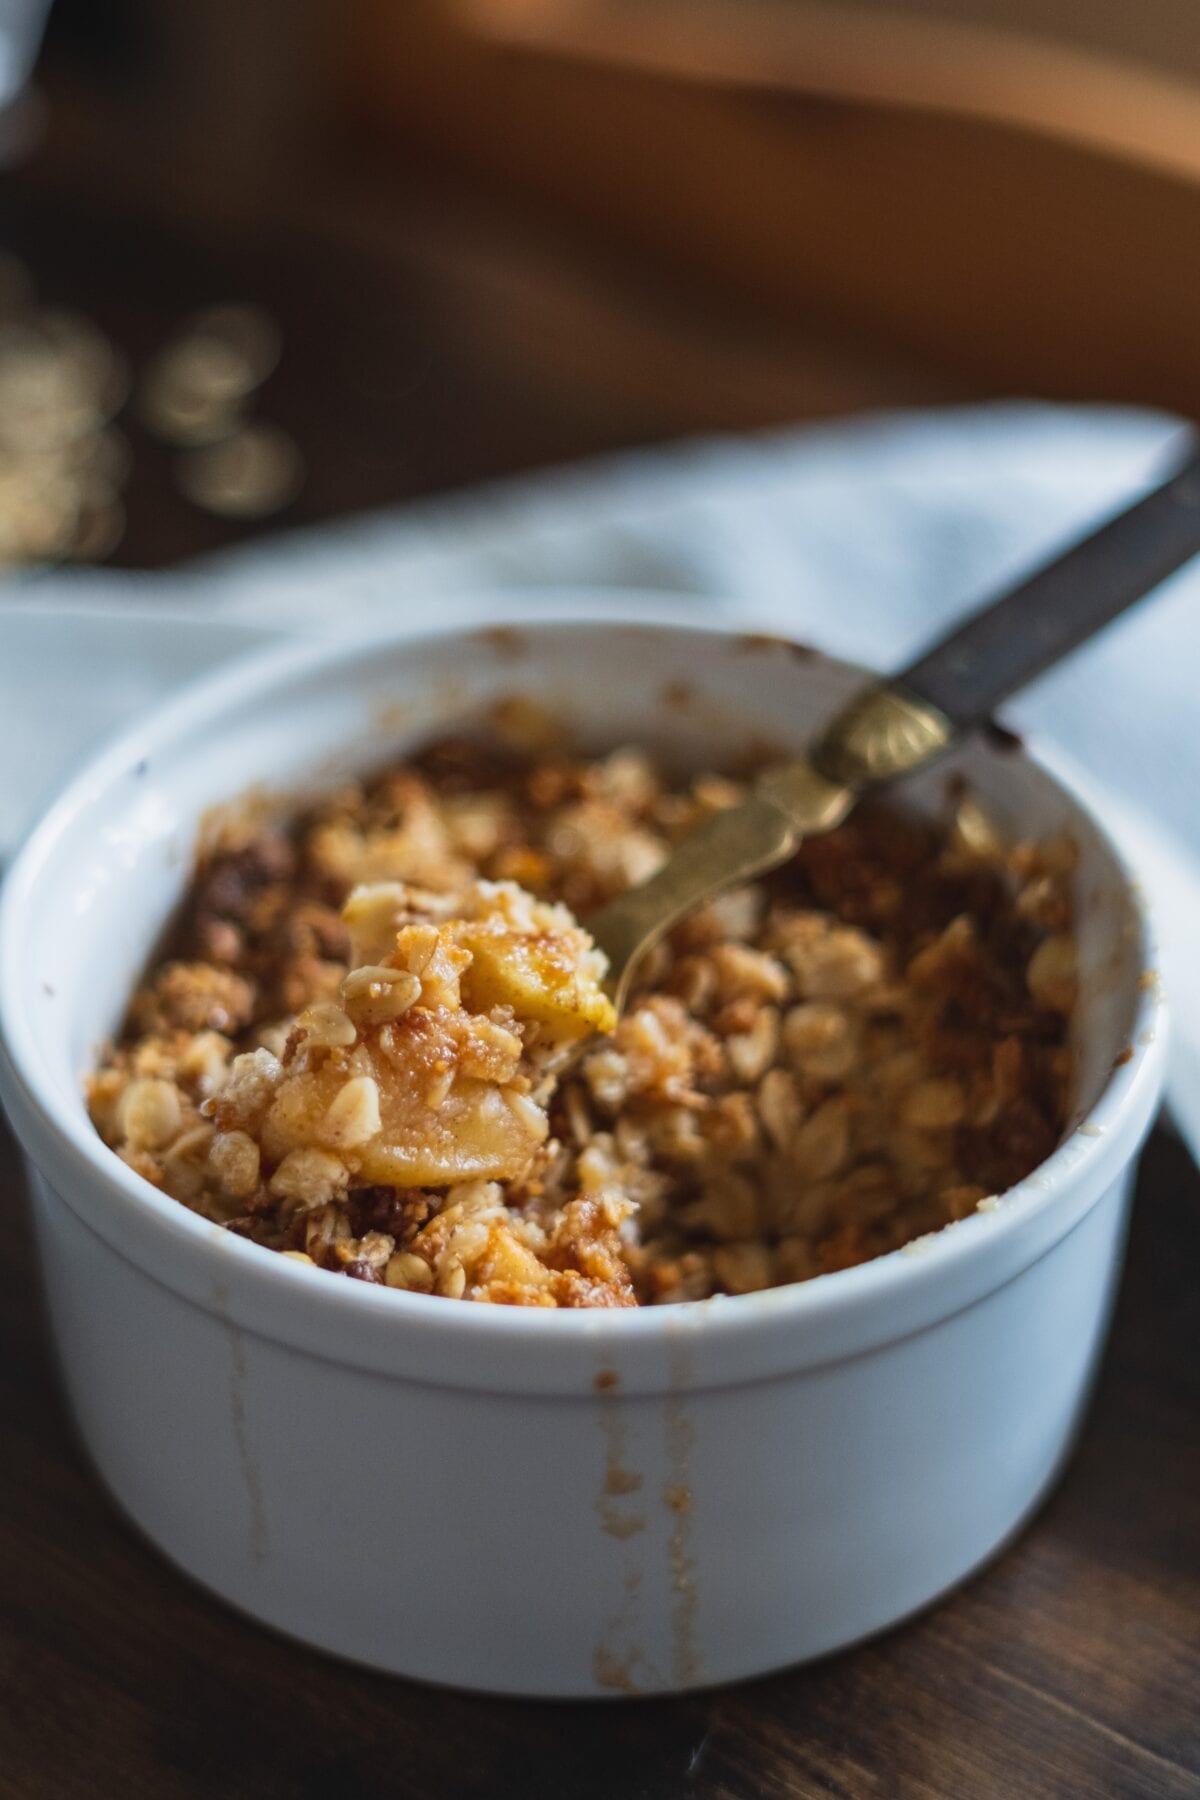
top-left (457, 922), bottom-right (615, 1042)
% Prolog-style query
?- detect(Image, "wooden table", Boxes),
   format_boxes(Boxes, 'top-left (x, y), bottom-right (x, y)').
top-left (0, 173), bottom-right (1197, 1800)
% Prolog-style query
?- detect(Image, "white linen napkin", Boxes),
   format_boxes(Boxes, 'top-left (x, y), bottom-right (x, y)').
top-left (2, 401), bottom-right (1195, 1153)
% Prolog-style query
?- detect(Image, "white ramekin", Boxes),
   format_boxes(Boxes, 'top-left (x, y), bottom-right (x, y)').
top-left (0, 612), bottom-right (1165, 1697)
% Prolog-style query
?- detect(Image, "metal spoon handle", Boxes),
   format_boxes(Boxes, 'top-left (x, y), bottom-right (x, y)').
top-left (898, 439), bottom-right (1200, 729)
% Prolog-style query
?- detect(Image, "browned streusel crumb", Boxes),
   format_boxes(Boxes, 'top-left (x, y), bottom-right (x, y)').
top-left (89, 731), bottom-right (1078, 1305)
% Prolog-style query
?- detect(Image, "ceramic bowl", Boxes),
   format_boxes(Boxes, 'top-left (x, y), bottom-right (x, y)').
top-left (0, 612), bottom-right (1165, 1696)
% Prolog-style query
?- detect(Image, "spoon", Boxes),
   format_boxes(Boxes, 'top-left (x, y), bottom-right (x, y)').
top-left (587, 440), bottom-right (1200, 1014)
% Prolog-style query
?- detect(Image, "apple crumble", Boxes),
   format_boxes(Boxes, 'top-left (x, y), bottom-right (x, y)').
top-left (88, 728), bottom-right (1077, 1305)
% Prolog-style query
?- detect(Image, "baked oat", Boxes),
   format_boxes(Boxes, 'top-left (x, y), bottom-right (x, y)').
top-left (88, 727), bottom-right (1078, 1306)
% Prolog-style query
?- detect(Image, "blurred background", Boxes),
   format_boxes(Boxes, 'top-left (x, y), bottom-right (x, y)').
top-left (0, 0), bottom-right (1199, 571)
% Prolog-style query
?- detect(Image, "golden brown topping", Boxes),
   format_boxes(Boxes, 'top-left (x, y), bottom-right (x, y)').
top-left (131, 962), bottom-right (255, 1037)
top-left (89, 736), bottom-right (1076, 1305)
top-left (1026, 933), bottom-right (1078, 1014)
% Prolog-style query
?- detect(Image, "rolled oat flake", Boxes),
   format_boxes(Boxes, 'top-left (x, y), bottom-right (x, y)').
top-left (177, 422), bottom-right (303, 519)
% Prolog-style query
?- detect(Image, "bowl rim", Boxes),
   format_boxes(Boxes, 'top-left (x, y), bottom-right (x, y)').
top-left (0, 608), bottom-right (1167, 1383)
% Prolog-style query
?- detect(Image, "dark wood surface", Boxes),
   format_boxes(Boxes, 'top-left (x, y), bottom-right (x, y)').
top-left (0, 167), bottom-right (1198, 1800)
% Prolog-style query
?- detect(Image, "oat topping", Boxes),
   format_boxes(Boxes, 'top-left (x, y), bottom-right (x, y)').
top-left (88, 732), bottom-right (1077, 1306)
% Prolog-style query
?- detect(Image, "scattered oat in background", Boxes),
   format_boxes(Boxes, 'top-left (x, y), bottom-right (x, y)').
top-left (175, 420), bottom-right (303, 519)
top-left (0, 260), bottom-right (300, 568)
top-left (139, 302), bottom-right (282, 448)
top-left (141, 301), bottom-right (300, 518)
top-left (0, 254), bottom-right (130, 564)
